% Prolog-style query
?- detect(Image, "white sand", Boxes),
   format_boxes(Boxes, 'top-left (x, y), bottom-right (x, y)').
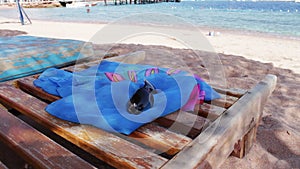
top-left (1, 18), bottom-right (299, 74)
top-left (207, 31), bottom-right (300, 74)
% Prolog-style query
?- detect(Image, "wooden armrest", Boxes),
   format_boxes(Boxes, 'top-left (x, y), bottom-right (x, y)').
top-left (162, 74), bottom-right (277, 169)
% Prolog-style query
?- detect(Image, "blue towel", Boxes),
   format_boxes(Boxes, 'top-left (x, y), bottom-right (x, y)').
top-left (34, 60), bottom-right (220, 135)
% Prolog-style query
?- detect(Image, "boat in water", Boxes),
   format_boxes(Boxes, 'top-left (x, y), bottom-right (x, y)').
top-left (59, 0), bottom-right (73, 7)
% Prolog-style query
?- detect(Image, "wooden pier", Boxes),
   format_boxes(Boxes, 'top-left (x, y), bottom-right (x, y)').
top-left (0, 0), bottom-right (180, 8)
top-left (108, 0), bottom-right (180, 6)
top-left (110, 0), bottom-right (179, 5)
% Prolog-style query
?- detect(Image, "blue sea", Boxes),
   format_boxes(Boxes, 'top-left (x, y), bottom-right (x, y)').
top-left (1, 1), bottom-right (300, 37)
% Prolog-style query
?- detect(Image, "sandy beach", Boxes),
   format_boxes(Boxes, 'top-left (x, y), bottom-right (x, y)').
top-left (1, 17), bottom-right (299, 74)
top-left (1, 17), bottom-right (300, 168)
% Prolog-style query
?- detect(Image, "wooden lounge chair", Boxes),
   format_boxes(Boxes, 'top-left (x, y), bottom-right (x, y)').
top-left (0, 53), bottom-right (276, 169)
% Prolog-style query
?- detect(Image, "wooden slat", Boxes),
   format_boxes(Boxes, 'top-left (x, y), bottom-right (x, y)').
top-left (0, 106), bottom-right (96, 169)
top-left (0, 161), bottom-right (8, 169)
top-left (243, 125), bottom-right (257, 155)
top-left (212, 87), bottom-right (246, 98)
top-left (131, 124), bottom-right (192, 156)
top-left (206, 93), bottom-right (238, 109)
top-left (130, 123), bottom-right (192, 155)
top-left (231, 138), bottom-right (245, 158)
top-left (155, 111), bottom-right (209, 138)
top-left (16, 76), bottom-right (193, 155)
top-left (196, 103), bottom-right (226, 120)
top-left (231, 117), bottom-right (259, 158)
top-left (162, 74), bottom-right (277, 169)
top-left (0, 85), bottom-right (167, 169)
top-left (16, 77), bottom-right (60, 102)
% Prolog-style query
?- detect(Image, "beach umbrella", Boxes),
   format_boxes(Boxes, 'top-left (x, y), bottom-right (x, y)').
top-left (16, 0), bottom-right (31, 25)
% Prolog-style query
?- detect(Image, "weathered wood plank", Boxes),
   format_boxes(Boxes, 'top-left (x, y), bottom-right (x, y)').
top-left (155, 111), bottom-right (209, 138)
top-left (196, 103), bottom-right (226, 120)
top-left (0, 161), bottom-right (8, 169)
top-left (16, 76), bottom-right (193, 155)
top-left (0, 106), bottom-right (96, 169)
top-left (206, 93), bottom-right (238, 109)
top-left (130, 123), bottom-right (192, 155)
top-left (0, 85), bottom-right (167, 169)
top-left (231, 137), bottom-right (245, 158)
top-left (212, 87), bottom-right (246, 98)
top-left (131, 124), bottom-right (192, 156)
top-left (244, 125), bottom-right (257, 155)
top-left (162, 74), bottom-right (277, 169)
top-left (231, 125), bottom-right (257, 158)
top-left (16, 77), bottom-right (60, 102)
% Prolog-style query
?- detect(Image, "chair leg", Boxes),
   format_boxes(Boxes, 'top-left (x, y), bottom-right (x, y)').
top-left (231, 126), bottom-right (257, 158)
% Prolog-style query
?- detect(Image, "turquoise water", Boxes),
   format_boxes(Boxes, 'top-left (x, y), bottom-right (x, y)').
top-left (1, 1), bottom-right (300, 37)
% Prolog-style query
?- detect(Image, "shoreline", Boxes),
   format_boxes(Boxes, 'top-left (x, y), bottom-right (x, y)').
top-left (1, 4), bottom-right (300, 40)
top-left (39, 20), bottom-right (300, 42)
top-left (5, 15), bottom-right (300, 41)
top-left (3, 14), bottom-right (300, 42)
top-left (0, 17), bottom-right (299, 74)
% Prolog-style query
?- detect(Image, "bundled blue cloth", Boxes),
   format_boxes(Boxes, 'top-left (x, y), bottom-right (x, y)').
top-left (34, 60), bottom-right (220, 135)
